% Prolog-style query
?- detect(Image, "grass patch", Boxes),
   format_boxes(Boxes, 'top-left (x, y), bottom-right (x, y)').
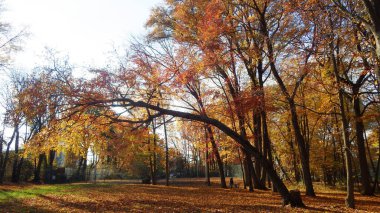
top-left (0, 183), bottom-right (112, 202)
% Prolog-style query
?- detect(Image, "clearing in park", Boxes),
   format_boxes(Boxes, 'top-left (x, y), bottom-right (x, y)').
top-left (0, 178), bottom-right (380, 212)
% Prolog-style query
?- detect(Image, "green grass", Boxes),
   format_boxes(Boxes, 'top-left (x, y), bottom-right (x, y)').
top-left (0, 183), bottom-right (112, 202)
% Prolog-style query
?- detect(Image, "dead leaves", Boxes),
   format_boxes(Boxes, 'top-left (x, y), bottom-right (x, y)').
top-left (0, 179), bottom-right (380, 212)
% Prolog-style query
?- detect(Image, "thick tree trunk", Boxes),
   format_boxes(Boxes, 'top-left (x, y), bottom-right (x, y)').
top-left (33, 153), bottom-right (45, 183)
top-left (45, 150), bottom-right (56, 183)
top-left (13, 157), bottom-right (24, 182)
top-left (352, 90), bottom-right (373, 195)
top-left (0, 142), bottom-right (11, 183)
top-left (11, 129), bottom-right (20, 183)
top-left (287, 122), bottom-right (300, 182)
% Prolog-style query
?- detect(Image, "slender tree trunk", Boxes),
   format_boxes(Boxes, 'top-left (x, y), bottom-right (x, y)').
top-left (253, 112), bottom-right (263, 184)
top-left (332, 45), bottom-right (355, 208)
top-left (242, 148), bottom-right (254, 192)
top-left (163, 115), bottom-right (170, 186)
top-left (339, 89), bottom-right (355, 208)
top-left (0, 128), bottom-right (17, 183)
top-left (206, 125), bottom-right (227, 188)
top-left (237, 148), bottom-right (246, 189)
top-left (288, 99), bottom-right (315, 196)
top-left (257, 64), bottom-right (274, 190)
top-left (262, 110), bottom-right (275, 191)
top-left (204, 127), bottom-right (211, 186)
top-left (148, 137), bottom-right (154, 184)
top-left (82, 157), bottom-right (87, 181)
top-left (190, 85), bottom-right (226, 188)
top-left (153, 121), bottom-right (157, 185)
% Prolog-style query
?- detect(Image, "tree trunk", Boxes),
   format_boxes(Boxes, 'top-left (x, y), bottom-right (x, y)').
top-left (237, 148), bottom-right (246, 189)
top-left (148, 133), bottom-right (155, 185)
top-left (11, 128), bottom-right (20, 183)
top-left (206, 125), bottom-right (227, 188)
top-left (332, 44), bottom-right (355, 207)
top-left (163, 115), bottom-right (170, 186)
top-left (101, 98), bottom-right (306, 207)
top-left (288, 99), bottom-right (315, 196)
top-left (0, 128), bottom-right (17, 183)
top-left (153, 121), bottom-right (157, 185)
top-left (242, 148), bottom-right (254, 192)
top-left (339, 89), bottom-right (355, 208)
top-left (45, 150), bottom-right (56, 183)
top-left (204, 127), bottom-right (211, 186)
top-left (253, 112), bottom-right (263, 184)
top-left (352, 89), bottom-right (373, 195)
top-left (14, 157), bottom-right (24, 182)
top-left (33, 153), bottom-right (45, 183)
top-left (265, 25), bottom-right (314, 196)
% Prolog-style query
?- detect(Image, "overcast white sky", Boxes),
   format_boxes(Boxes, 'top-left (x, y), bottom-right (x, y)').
top-left (3, 0), bottom-right (162, 71)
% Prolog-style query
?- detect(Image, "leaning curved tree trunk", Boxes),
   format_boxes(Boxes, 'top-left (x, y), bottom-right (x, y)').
top-left (102, 99), bottom-right (306, 207)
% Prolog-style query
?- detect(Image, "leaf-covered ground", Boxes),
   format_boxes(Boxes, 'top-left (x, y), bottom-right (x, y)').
top-left (0, 178), bottom-right (379, 212)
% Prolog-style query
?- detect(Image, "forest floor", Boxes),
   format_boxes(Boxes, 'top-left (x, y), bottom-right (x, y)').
top-left (0, 178), bottom-right (379, 212)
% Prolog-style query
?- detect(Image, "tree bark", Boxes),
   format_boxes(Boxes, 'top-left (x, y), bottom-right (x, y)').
top-left (204, 127), bottom-right (211, 186)
top-left (206, 125), bottom-right (227, 188)
top-left (11, 128), bottom-right (20, 183)
top-left (288, 99), bottom-right (315, 196)
top-left (163, 115), bottom-right (170, 186)
top-left (0, 128), bottom-right (17, 183)
top-left (352, 87), bottom-right (373, 195)
top-left (33, 153), bottom-right (46, 183)
top-left (332, 44), bottom-right (355, 208)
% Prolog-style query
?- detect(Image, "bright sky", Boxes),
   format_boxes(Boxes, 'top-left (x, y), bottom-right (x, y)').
top-left (3, 0), bottom-right (162, 71)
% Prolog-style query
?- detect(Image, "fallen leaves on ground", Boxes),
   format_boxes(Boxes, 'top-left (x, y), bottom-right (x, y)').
top-left (0, 178), bottom-right (379, 212)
